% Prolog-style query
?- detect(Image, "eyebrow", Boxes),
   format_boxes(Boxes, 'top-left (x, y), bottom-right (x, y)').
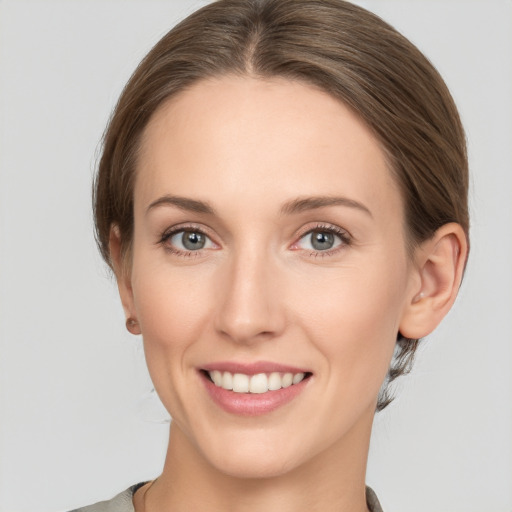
top-left (280, 196), bottom-right (372, 217)
top-left (146, 195), bottom-right (216, 215)
top-left (146, 194), bottom-right (372, 218)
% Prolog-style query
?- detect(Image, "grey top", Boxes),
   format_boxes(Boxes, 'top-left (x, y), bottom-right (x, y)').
top-left (71, 483), bottom-right (384, 512)
top-left (70, 483), bottom-right (143, 512)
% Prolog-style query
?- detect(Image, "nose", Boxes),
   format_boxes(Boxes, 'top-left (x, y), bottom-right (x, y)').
top-left (214, 249), bottom-right (286, 345)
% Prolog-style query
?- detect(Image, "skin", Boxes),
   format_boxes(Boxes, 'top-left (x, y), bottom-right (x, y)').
top-left (111, 76), bottom-right (467, 512)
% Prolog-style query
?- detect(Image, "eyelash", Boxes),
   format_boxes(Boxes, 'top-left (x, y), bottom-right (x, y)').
top-left (158, 224), bottom-right (214, 258)
top-left (293, 223), bottom-right (352, 257)
top-left (158, 223), bottom-right (352, 258)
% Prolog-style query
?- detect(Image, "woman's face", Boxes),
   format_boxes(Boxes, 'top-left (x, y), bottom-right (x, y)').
top-left (123, 76), bottom-right (419, 478)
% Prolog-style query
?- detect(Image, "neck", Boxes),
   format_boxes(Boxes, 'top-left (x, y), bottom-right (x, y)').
top-left (142, 408), bottom-right (374, 512)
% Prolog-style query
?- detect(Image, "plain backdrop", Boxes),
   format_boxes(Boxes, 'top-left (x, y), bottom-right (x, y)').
top-left (0, 1), bottom-right (511, 511)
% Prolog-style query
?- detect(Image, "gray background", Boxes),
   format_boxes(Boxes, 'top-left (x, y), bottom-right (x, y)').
top-left (0, 1), bottom-right (511, 511)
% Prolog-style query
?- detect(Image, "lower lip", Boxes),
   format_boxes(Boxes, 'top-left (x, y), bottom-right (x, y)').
top-left (200, 372), bottom-right (310, 416)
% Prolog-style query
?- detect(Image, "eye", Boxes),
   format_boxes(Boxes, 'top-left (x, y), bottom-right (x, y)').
top-left (166, 229), bottom-right (215, 252)
top-left (294, 226), bottom-right (349, 253)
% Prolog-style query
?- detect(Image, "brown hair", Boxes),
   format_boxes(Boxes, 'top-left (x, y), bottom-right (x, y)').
top-left (94, 0), bottom-right (469, 410)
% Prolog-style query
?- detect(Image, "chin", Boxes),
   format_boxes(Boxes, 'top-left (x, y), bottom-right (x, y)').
top-left (206, 445), bottom-right (300, 480)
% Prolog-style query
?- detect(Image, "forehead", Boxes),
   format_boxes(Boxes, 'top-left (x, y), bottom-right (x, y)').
top-left (136, 75), bottom-right (402, 219)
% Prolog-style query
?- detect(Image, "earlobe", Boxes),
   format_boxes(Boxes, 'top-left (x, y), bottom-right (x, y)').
top-left (109, 225), bottom-right (139, 334)
top-left (399, 223), bottom-right (468, 340)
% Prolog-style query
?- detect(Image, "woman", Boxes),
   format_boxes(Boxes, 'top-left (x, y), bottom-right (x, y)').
top-left (74, 0), bottom-right (468, 510)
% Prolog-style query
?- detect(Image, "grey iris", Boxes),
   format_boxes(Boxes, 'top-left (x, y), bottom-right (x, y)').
top-left (311, 231), bottom-right (334, 250)
top-left (182, 231), bottom-right (205, 250)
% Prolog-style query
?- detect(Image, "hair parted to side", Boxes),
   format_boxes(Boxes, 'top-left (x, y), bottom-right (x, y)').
top-left (94, 0), bottom-right (469, 410)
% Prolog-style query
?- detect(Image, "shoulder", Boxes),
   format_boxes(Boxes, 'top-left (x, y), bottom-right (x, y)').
top-left (69, 483), bottom-right (148, 512)
top-left (366, 486), bottom-right (384, 512)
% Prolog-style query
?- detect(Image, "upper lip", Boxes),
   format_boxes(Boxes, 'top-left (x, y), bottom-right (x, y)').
top-left (201, 361), bottom-right (311, 375)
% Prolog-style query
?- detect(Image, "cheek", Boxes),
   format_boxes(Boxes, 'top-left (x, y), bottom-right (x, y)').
top-left (291, 256), bottom-right (408, 389)
top-left (133, 265), bottom-right (212, 349)
top-left (130, 260), bottom-right (218, 421)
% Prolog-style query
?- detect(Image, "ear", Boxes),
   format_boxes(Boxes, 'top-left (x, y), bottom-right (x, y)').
top-left (109, 225), bottom-right (141, 335)
top-left (399, 223), bottom-right (468, 339)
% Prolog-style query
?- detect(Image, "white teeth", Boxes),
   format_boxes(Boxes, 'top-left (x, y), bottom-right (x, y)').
top-left (292, 372), bottom-right (305, 384)
top-left (221, 371), bottom-right (233, 390)
top-left (249, 373), bottom-right (268, 394)
top-left (232, 373), bottom-right (249, 393)
top-left (208, 370), bottom-right (307, 393)
top-left (268, 372), bottom-right (282, 391)
top-left (282, 373), bottom-right (293, 388)
top-left (211, 370), bottom-right (223, 387)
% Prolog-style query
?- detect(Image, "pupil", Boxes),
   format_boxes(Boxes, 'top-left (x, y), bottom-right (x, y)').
top-left (182, 231), bottom-right (205, 250)
top-left (311, 231), bottom-right (334, 250)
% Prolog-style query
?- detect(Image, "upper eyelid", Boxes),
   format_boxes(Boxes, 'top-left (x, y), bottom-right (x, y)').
top-left (295, 222), bottom-right (351, 240)
top-left (161, 223), bottom-right (214, 239)
top-left (158, 225), bottom-right (217, 253)
top-left (159, 225), bottom-right (218, 256)
top-left (290, 224), bottom-right (352, 253)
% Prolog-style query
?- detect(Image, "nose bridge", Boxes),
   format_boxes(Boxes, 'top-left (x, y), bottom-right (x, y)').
top-left (215, 242), bottom-right (284, 343)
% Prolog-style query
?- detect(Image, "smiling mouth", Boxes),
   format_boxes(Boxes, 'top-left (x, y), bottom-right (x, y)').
top-left (202, 370), bottom-right (312, 394)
